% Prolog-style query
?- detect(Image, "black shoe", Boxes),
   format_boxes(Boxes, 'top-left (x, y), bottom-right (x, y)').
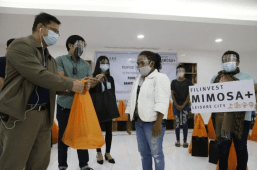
top-left (97, 154), bottom-right (104, 165)
top-left (97, 159), bottom-right (104, 165)
top-left (105, 154), bottom-right (115, 164)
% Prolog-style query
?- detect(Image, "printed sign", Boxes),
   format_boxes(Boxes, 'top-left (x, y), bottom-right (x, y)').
top-left (95, 51), bottom-right (177, 100)
top-left (189, 80), bottom-right (256, 113)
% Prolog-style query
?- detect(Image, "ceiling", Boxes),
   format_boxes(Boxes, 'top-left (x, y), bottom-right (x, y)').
top-left (0, 0), bottom-right (257, 52)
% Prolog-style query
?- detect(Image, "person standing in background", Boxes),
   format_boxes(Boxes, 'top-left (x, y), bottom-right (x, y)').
top-left (90, 55), bottom-right (116, 165)
top-left (171, 65), bottom-right (192, 148)
top-left (56, 35), bottom-right (100, 170)
top-left (0, 38), bottom-right (15, 92)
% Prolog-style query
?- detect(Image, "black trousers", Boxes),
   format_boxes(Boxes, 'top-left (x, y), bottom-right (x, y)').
top-left (56, 104), bottom-right (89, 168)
top-left (218, 121), bottom-right (250, 170)
top-left (96, 120), bottom-right (113, 153)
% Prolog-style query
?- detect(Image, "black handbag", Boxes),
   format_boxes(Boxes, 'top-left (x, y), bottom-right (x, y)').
top-left (192, 136), bottom-right (208, 157)
top-left (209, 140), bottom-right (219, 164)
top-left (90, 82), bottom-right (120, 123)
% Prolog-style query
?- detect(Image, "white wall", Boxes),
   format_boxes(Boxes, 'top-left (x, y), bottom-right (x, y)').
top-left (0, 46), bottom-right (256, 123)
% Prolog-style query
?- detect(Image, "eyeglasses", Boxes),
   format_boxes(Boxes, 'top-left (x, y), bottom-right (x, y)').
top-left (43, 25), bottom-right (60, 36)
top-left (137, 60), bottom-right (150, 68)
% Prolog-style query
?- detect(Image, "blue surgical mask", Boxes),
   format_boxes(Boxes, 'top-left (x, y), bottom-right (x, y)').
top-left (222, 62), bottom-right (237, 72)
top-left (43, 30), bottom-right (59, 46)
top-left (100, 64), bottom-right (110, 72)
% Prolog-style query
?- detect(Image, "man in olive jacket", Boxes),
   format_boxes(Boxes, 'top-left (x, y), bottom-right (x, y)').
top-left (0, 13), bottom-right (86, 170)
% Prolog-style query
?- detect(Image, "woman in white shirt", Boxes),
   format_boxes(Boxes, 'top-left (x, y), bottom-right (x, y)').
top-left (125, 51), bottom-right (170, 170)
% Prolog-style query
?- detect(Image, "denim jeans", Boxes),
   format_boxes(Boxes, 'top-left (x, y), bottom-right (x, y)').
top-left (218, 121), bottom-right (250, 170)
top-left (173, 100), bottom-right (189, 142)
top-left (135, 121), bottom-right (166, 170)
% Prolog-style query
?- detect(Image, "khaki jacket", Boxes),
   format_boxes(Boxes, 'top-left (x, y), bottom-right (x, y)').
top-left (0, 35), bottom-right (74, 126)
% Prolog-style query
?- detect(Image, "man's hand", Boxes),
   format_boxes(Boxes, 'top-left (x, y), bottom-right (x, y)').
top-left (85, 81), bottom-right (90, 90)
top-left (72, 80), bottom-right (84, 93)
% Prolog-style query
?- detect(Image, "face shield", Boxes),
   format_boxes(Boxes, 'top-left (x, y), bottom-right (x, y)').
top-left (73, 40), bottom-right (86, 58)
top-left (177, 67), bottom-right (185, 77)
top-left (222, 54), bottom-right (237, 63)
top-left (222, 54), bottom-right (237, 72)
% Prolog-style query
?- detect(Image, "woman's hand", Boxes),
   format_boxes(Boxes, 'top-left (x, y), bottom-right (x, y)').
top-left (126, 120), bottom-right (133, 135)
top-left (96, 74), bottom-right (105, 82)
top-left (152, 121), bottom-right (162, 137)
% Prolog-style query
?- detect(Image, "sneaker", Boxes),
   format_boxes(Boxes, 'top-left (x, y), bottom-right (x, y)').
top-left (81, 165), bottom-right (93, 170)
top-left (59, 167), bottom-right (67, 170)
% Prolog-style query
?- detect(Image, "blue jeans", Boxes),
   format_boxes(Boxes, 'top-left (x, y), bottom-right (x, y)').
top-left (173, 100), bottom-right (189, 142)
top-left (218, 121), bottom-right (250, 170)
top-left (135, 121), bottom-right (166, 170)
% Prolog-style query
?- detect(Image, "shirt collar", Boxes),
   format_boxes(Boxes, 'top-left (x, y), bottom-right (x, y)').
top-left (28, 35), bottom-right (52, 59)
top-left (146, 69), bottom-right (158, 78)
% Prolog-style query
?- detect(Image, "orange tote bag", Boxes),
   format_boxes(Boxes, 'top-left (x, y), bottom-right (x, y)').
top-left (62, 80), bottom-right (105, 149)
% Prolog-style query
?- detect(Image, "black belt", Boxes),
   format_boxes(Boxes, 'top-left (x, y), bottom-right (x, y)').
top-left (26, 104), bottom-right (48, 111)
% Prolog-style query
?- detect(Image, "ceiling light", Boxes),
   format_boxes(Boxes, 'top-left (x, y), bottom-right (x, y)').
top-left (137, 35), bottom-right (144, 39)
top-left (215, 39), bottom-right (222, 42)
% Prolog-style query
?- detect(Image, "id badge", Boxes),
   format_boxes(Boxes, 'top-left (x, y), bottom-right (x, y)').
top-left (107, 82), bottom-right (111, 89)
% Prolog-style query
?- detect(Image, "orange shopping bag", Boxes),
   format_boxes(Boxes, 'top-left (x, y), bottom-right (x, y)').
top-left (207, 116), bottom-right (216, 140)
top-left (116, 100), bottom-right (128, 121)
top-left (62, 80), bottom-right (105, 149)
top-left (251, 116), bottom-right (257, 141)
top-left (167, 101), bottom-right (174, 120)
top-left (189, 114), bottom-right (208, 154)
top-left (51, 120), bottom-right (59, 144)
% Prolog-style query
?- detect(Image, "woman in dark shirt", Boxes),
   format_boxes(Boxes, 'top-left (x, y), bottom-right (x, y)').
top-left (171, 65), bottom-right (192, 148)
top-left (89, 56), bottom-right (115, 164)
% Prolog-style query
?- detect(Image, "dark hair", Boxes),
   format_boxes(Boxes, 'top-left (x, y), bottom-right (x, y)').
top-left (7, 38), bottom-right (15, 47)
top-left (66, 35), bottom-right (85, 52)
top-left (222, 50), bottom-right (240, 61)
top-left (93, 56), bottom-right (111, 78)
top-left (176, 65), bottom-right (185, 70)
top-left (32, 12), bottom-right (61, 32)
top-left (138, 51), bottom-right (162, 72)
top-left (176, 65), bottom-right (185, 73)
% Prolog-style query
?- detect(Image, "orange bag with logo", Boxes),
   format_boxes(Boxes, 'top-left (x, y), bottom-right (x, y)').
top-left (51, 120), bottom-right (59, 144)
top-left (189, 114), bottom-right (208, 154)
top-left (116, 100), bottom-right (128, 121)
top-left (216, 141), bottom-right (248, 170)
top-left (62, 80), bottom-right (105, 149)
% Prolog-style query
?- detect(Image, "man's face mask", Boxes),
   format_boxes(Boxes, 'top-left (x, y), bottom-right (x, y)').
top-left (41, 29), bottom-right (59, 47)
top-left (177, 68), bottom-right (185, 77)
top-left (222, 54), bottom-right (237, 72)
top-left (73, 40), bottom-right (86, 58)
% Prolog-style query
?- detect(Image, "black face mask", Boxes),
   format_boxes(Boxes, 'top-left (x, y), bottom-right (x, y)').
top-left (74, 47), bottom-right (83, 58)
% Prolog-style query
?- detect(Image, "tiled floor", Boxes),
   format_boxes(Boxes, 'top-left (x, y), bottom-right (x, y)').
top-left (47, 130), bottom-right (257, 170)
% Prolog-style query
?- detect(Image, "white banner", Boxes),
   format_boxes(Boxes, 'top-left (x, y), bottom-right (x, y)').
top-left (189, 80), bottom-right (256, 113)
top-left (95, 51), bottom-right (177, 100)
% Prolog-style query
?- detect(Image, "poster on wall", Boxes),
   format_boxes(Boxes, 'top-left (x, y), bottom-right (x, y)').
top-left (95, 51), bottom-right (177, 100)
top-left (189, 80), bottom-right (256, 113)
